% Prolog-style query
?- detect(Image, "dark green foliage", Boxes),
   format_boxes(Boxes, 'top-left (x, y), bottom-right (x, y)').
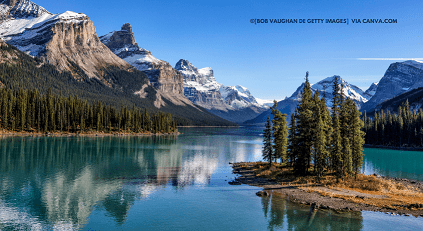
top-left (313, 91), bottom-right (330, 177)
top-left (286, 73), bottom-right (365, 178)
top-left (287, 108), bottom-right (298, 165)
top-left (0, 86), bottom-right (177, 134)
top-left (262, 117), bottom-right (273, 163)
top-left (293, 72), bottom-right (314, 175)
top-left (351, 104), bottom-right (365, 179)
top-left (271, 100), bottom-right (288, 163)
top-left (363, 99), bottom-right (423, 148)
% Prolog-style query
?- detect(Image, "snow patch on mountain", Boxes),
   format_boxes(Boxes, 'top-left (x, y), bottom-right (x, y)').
top-left (0, 12), bottom-right (54, 37)
top-left (122, 48), bottom-right (162, 71)
top-left (309, 76), bottom-right (370, 108)
top-left (255, 98), bottom-right (274, 108)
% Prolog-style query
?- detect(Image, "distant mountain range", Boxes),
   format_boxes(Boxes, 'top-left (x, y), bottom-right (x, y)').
top-left (246, 60), bottom-right (423, 124)
top-left (1, 0), bottom-right (423, 125)
top-left (245, 76), bottom-right (375, 124)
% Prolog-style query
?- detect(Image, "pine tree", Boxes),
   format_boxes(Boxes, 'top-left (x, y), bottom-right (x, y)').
top-left (351, 102), bottom-right (365, 179)
top-left (262, 116), bottom-right (273, 164)
top-left (340, 96), bottom-right (352, 176)
top-left (294, 72), bottom-right (315, 175)
top-left (332, 113), bottom-right (343, 180)
top-left (271, 101), bottom-right (288, 163)
top-left (287, 109), bottom-right (298, 166)
top-left (313, 91), bottom-right (329, 177)
top-left (314, 108), bottom-right (328, 177)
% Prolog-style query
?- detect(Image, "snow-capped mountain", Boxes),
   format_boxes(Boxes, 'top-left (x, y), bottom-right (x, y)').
top-left (175, 59), bottom-right (268, 122)
top-left (0, 0), bottom-right (129, 80)
top-left (302, 76), bottom-right (371, 108)
top-left (175, 59), bottom-right (230, 111)
top-left (244, 76), bottom-right (371, 124)
top-left (100, 23), bottom-right (163, 73)
top-left (100, 23), bottom-right (194, 108)
top-left (220, 85), bottom-right (263, 109)
top-left (361, 60), bottom-right (423, 112)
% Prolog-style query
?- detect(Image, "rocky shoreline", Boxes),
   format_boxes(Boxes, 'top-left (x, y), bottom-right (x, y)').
top-left (231, 163), bottom-right (423, 217)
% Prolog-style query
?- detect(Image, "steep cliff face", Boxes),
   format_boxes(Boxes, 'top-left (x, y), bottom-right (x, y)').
top-left (0, 1), bottom-right (130, 81)
top-left (100, 24), bottom-right (185, 99)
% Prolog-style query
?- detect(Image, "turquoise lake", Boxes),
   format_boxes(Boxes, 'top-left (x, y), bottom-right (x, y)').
top-left (0, 127), bottom-right (422, 230)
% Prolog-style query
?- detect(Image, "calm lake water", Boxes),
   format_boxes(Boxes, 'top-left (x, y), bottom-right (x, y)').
top-left (0, 127), bottom-right (422, 230)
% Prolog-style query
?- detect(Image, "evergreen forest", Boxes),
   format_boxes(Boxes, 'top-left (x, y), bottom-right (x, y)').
top-left (263, 73), bottom-right (365, 179)
top-left (0, 87), bottom-right (177, 134)
top-left (363, 100), bottom-right (423, 148)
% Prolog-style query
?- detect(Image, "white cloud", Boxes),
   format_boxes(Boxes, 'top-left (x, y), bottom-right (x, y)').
top-left (357, 58), bottom-right (423, 61)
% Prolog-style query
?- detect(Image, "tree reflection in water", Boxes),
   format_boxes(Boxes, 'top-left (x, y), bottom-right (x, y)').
top-left (261, 193), bottom-right (364, 231)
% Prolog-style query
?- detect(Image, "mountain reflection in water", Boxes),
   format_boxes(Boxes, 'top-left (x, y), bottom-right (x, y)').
top-left (0, 135), bottom-right (219, 229)
top-left (1, 127), bottom-right (422, 230)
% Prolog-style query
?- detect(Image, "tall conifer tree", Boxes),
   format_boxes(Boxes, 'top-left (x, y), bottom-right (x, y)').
top-left (271, 101), bottom-right (289, 163)
top-left (294, 72), bottom-right (315, 175)
top-left (263, 116), bottom-right (273, 164)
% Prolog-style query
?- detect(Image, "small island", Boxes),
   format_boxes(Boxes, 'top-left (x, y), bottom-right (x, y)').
top-left (234, 74), bottom-right (423, 217)
top-left (231, 162), bottom-right (423, 217)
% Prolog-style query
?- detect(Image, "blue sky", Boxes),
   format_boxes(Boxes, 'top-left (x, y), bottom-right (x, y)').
top-left (35, 0), bottom-right (423, 101)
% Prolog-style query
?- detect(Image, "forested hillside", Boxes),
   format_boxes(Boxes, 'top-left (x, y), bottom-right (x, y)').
top-left (0, 42), bottom-right (235, 126)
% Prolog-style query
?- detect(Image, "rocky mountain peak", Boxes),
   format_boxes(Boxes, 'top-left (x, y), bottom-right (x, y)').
top-left (121, 23), bottom-right (132, 32)
top-left (175, 59), bottom-right (197, 72)
top-left (361, 60), bottom-right (423, 112)
top-left (100, 23), bottom-right (137, 51)
top-left (101, 25), bottom-right (192, 105)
